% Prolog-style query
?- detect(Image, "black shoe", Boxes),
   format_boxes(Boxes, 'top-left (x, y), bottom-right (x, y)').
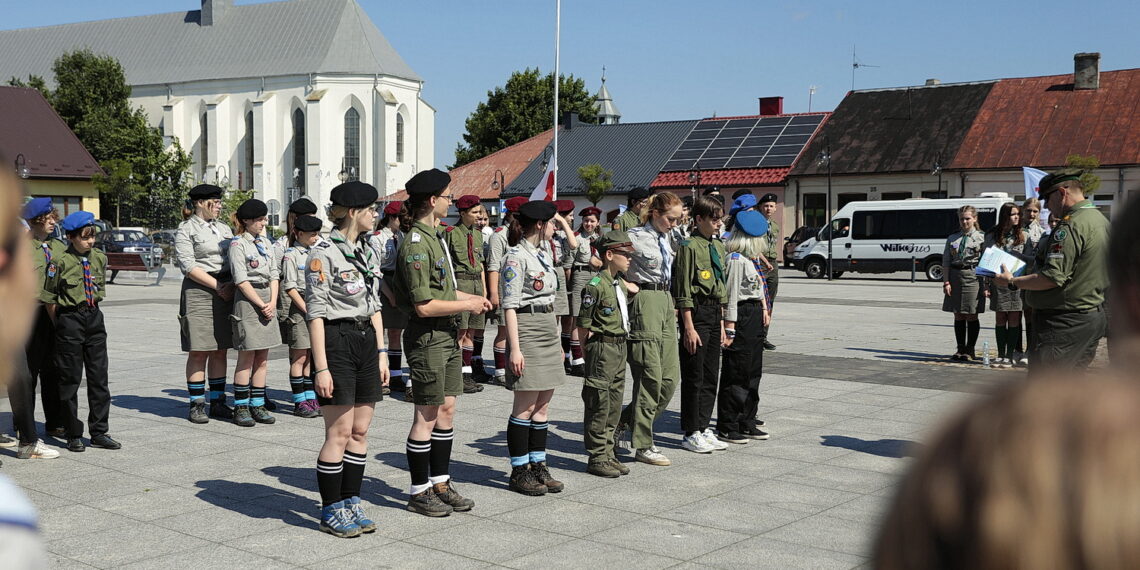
top-left (209, 400), bottom-right (235, 420)
top-left (407, 488), bottom-right (453, 517)
top-left (717, 431), bottom-right (749, 444)
top-left (67, 437), bottom-right (86, 452)
top-left (744, 426), bottom-right (770, 440)
top-left (762, 340), bottom-right (777, 351)
top-left (509, 464), bottom-right (547, 496)
top-left (90, 434), bottom-right (121, 450)
top-left (531, 461), bottom-right (564, 493)
top-left (471, 363), bottom-right (492, 383)
top-left (250, 405), bottom-right (276, 424)
top-left (389, 376), bottom-right (405, 391)
top-left (432, 480), bottom-right (475, 512)
top-left (569, 363), bottom-right (586, 378)
top-left (233, 406), bottom-right (255, 427)
top-left (262, 399), bottom-right (277, 411)
top-left (462, 372), bottom-right (483, 394)
top-left (188, 401), bottom-right (209, 424)
top-left (47, 427), bottom-right (67, 438)
top-left (563, 357), bottom-right (572, 373)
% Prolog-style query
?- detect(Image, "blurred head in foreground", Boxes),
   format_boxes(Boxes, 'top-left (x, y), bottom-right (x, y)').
top-left (0, 159), bottom-right (35, 386)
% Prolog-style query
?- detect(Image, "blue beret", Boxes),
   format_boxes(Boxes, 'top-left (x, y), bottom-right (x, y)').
top-left (61, 211), bottom-right (96, 232)
top-left (729, 194), bottom-right (757, 217)
top-left (22, 197), bottom-right (53, 220)
top-left (735, 210), bottom-right (769, 237)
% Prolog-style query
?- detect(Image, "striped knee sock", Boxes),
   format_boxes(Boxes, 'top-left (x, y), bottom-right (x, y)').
top-left (250, 386), bottom-right (266, 408)
top-left (570, 340), bottom-right (584, 365)
top-left (389, 350), bottom-right (402, 376)
top-left (406, 438), bottom-right (431, 491)
top-left (303, 375), bottom-right (316, 402)
top-left (233, 384), bottom-right (250, 407)
top-left (208, 377), bottom-right (226, 402)
top-left (529, 421), bottom-right (549, 464)
top-left (316, 460), bottom-right (343, 507)
top-left (429, 428), bottom-right (454, 478)
top-left (493, 346), bottom-right (507, 375)
top-left (508, 416), bottom-right (532, 467)
top-left (560, 333), bottom-right (572, 358)
top-left (289, 376), bottom-right (306, 403)
top-left (188, 380), bottom-right (206, 403)
top-left (461, 345), bottom-right (473, 373)
top-left (341, 450), bottom-right (367, 500)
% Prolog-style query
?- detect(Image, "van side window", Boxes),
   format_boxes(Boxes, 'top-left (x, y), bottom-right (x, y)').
top-left (853, 209), bottom-right (966, 240)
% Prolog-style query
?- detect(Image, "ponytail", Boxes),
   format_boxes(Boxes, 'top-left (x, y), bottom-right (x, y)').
top-left (640, 192), bottom-right (683, 226)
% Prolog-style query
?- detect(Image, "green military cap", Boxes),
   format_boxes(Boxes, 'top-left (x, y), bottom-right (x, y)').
top-left (597, 230), bottom-right (634, 254)
top-left (1037, 171), bottom-right (1081, 196)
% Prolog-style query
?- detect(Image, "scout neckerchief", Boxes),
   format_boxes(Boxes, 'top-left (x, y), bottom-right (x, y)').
top-left (330, 228), bottom-right (381, 297)
top-left (81, 256), bottom-right (96, 306)
top-left (41, 241), bottom-right (57, 278)
top-left (465, 225), bottom-right (477, 268)
top-left (699, 232), bottom-right (723, 283)
top-left (201, 215), bottom-right (222, 238)
top-left (252, 234), bottom-right (270, 260)
top-left (749, 256), bottom-right (772, 308)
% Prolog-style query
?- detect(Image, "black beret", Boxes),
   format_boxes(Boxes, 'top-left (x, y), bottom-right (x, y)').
top-left (628, 187), bottom-right (651, 201)
top-left (518, 200), bottom-right (557, 221)
top-left (455, 195), bottom-right (481, 210)
top-left (293, 214), bottom-right (322, 232)
top-left (235, 199), bottom-right (268, 220)
top-left (406, 168), bottom-right (451, 196)
top-left (759, 193), bottom-right (778, 204)
top-left (681, 195), bottom-right (694, 208)
top-left (702, 186), bottom-right (721, 196)
top-left (288, 197), bottom-right (318, 215)
top-left (731, 188), bottom-right (754, 200)
top-left (330, 181), bottom-right (378, 208)
top-left (189, 184), bottom-right (224, 200)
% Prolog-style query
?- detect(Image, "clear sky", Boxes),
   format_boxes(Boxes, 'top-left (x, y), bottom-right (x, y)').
top-left (5, 0), bottom-right (1139, 169)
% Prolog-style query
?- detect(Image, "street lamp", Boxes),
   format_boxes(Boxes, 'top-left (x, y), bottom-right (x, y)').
top-left (687, 162), bottom-right (702, 202)
top-left (930, 152), bottom-right (943, 198)
top-left (490, 169), bottom-right (506, 225)
top-left (14, 153), bottom-right (29, 179)
top-left (816, 141), bottom-right (833, 281)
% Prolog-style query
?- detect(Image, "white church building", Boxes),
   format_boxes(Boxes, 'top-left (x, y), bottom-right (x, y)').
top-left (0, 0), bottom-right (434, 212)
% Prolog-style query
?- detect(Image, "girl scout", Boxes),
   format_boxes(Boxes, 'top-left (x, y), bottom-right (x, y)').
top-left (942, 205), bottom-right (986, 361)
top-left (280, 214), bottom-right (323, 418)
top-left (566, 206), bottom-right (604, 377)
top-left (174, 184), bottom-right (236, 424)
top-left (486, 196), bottom-right (528, 384)
top-left (501, 200), bottom-right (573, 496)
top-left (305, 181), bottom-right (389, 538)
top-left (228, 199), bottom-right (282, 427)
top-left (984, 202), bottom-right (1026, 368)
top-left (552, 200), bottom-right (579, 375)
top-left (371, 201), bottom-right (409, 391)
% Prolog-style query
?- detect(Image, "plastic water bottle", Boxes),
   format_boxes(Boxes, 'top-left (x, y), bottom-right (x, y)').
top-left (981, 341), bottom-right (991, 367)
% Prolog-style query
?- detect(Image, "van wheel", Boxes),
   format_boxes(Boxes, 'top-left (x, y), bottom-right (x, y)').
top-left (831, 271), bottom-right (844, 279)
top-left (804, 258), bottom-right (825, 279)
top-left (925, 260), bottom-right (944, 282)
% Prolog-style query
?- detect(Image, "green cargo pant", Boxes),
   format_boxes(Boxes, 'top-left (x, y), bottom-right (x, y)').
top-left (620, 289), bottom-right (680, 450)
top-left (582, 335), bottom-right (627, 461)
top-left (404, 319), bottom-right (462, 406)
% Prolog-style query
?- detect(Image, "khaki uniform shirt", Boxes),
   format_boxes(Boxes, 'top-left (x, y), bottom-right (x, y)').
top-left (31, 237), bottom-right (66, 304)
top-left (578, 272), bottom-right (629, 335)
top-left (672, 233), bottom-right (726, 308)
top-left (626, 223), bottom-right (674, 285)
top-left (485, 227), bottom-right (510, 274)
top-left (571, 231), bottom-right (600, 266)
top-left (612, 209), bottom-right (640, 232)
top-left (369, 227), bottom-right (403, 273)
top-left (175, 215), bottom-right (233, 275)
top-left (229, 232), bottom-right (281, 286)
top-left (942, 229), bottom-right (985, 270)
top-left (501, 239), bottom-right (558, 310)
top-left (391, 220), bottom-right (458, 317)
top-left (1027, 200), bottom-right (1110, 310)
top-left (764, 218), bottom-right (781, 261)
top-left (45, 246), bottom-right (107, 308)
top-left (278, 244), bottom-right (308, 315)
top-left (304, 229), bottom-right (382, 321)
top-left (444, 223), bottom-right (484, 276)
top-left (723, 253), bottom-right (766, 322)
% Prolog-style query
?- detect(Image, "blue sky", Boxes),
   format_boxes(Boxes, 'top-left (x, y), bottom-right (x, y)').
top-left (5, 0), bottom-right (1140, 168)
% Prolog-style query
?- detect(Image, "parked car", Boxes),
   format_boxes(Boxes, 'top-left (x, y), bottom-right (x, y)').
top-left (94, 229), bottom-right (164, 269)
top-left (783, 226), bottom-right (818, 268)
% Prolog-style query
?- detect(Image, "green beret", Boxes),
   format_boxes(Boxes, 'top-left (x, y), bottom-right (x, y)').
top-left (1038, 172), bottom-right (1081, 195)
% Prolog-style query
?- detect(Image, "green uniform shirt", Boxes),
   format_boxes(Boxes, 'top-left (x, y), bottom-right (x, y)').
top-left (45, 245), bottom-right (107, 308)
top-left (391, 220), bottom-right (457, 317)
top-left (612, 209), bottom-right (640, 232)
top-left (577, 272), bottom-right (628, 336)
top-left (1027, 200), bottom-right (1110, 310)
top-left (31, 236), bottom-right (66, 304)
top-left (671, 233), bottom-right (726, 308)
top-left (764, 219), bottom-right (781, 261)
top-left (443, 223), bottom-right (484, 275)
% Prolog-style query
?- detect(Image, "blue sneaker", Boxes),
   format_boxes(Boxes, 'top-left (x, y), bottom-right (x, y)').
top-left (319, 500), bottom-right (362, 538)
top-left (345, 496), bottom-right (377, 533)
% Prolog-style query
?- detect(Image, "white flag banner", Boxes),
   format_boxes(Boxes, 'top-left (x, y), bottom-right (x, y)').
top-left (529, 157), bottom-right (556, 201)
top-left (1023, 166), bottom-right (1051, 234)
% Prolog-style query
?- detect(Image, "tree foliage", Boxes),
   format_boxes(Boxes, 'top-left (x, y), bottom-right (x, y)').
top-left (578, 163), bottom-right (614, 206)
top-left (453, 68), bottom-right (596, 167)
top-left (1065, 154), bottom-right (1101, 194)
top-left (6, 74), bottom-right (51, 100)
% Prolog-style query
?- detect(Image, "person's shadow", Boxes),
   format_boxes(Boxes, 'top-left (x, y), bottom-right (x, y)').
top-left (372, 450), bottom-right (511, 491)
top-left (467, 422), bottom-right (589, 473)
top-left (261, 465), bottom-right (405, 511)
top-left (111, 392), bottom-right (187, 420)
top-left (194, 478), bottom-right (314, 530)
top-left (820, 435), bottom-right (918, 458)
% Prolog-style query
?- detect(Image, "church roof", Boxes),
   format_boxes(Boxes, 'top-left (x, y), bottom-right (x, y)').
top-left (594, 82), bottom-right (621, 118)
top-left (0, 0), bottom-right (421, 87)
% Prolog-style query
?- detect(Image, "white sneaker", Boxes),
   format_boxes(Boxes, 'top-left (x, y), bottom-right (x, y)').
top-left (1017, 355), bottom-right (1029, 367)
top-left (635, 447), bottom-right (671, 466)
top-left (17, 440), bottom-right (59, 460)
top-left (701, 428), bottom-right (729, 451)
top-left (681, 433), bottom-right (715, 454)
top-left (0, 434), bottom-right (17, 448)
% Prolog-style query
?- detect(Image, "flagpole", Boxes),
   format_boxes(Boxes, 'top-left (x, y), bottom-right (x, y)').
top-left (552, 0), bottom-right (560, 200)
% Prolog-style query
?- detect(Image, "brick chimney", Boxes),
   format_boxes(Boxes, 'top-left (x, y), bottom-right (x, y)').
top-left (925, 79), bottom-right (941, 86)
top-left (758, 96), bottom-right (783, 116)
top-left (201, 0), bottom-right (232, 26)
top-left (1074, 52), bottom-right (1100, 90)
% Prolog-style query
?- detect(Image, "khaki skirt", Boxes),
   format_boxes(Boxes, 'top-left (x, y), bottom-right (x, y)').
top-left (280, 307), bottom-right (311, 350)
top-left (232, 285), bottom-right (282, 351)
top-left (506, 310), bottom-right (567, 391)
top-left (989, 280), bottom-right (1023, 312)
top-left (569, 268), bottom-right (600, 316)
top-left (553, 271), bottom-right (570, 316)
top-left (179, 278), bottom-right (233, 352)
top-left (942, 267), bottom-right (985, 314)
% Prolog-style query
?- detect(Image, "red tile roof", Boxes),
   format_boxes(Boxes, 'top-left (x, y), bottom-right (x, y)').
top-left (651, 167), bottom-right (790, 189)
top-left (954, 68), bottom-right (1140, 169)
top-left (387, 129), bottom-right (554, 201)
top-left (0, 87), bottom-right (101, 179)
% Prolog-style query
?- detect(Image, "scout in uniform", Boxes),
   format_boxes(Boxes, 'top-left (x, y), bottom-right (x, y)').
top-left (672, 196), bottom-right (729, 454)
top-left (372, 201), bottom-right (410, 392)
top-left (757, 193), bottom-right (780, 350)
top-left (280, 214), bottom-right (323, 418)
top-left (1018, 197), bottom-right (1045, 365)
top-left (444, 195), bottom-right (488, 393)
top-left (549, 200), bottom-right (580, 375)
top-left (577, 231), bottom-right (635, 478)
top-left (615, 192), bottom-right (684, 467)
top-left (48, 212), bottom-right (119, 453)
top-left (175, 184), bottom-right (237, 423)
top-left (274, 197), bottom-right (319, 259)
top-left (501, 200), bottom-right (572, 496)
top-left (389, 168), bottom-right (492, 517)
top-left (486, 196), bottom-right (528, 384)
top-left (942, 205), bottom-right (986, 361)
top-left (567, 206), bottom-right (604, 377)
top-left (983, 202), bottom-right (1027, 368)
top-left (612, 186), bottom-right (651, 231)
top-left (305, 181), bottom-right (389, 538)
top-left (995, 172), bottom-right (1109, 372)
top-left (718, 207), bottom-right (772, 443)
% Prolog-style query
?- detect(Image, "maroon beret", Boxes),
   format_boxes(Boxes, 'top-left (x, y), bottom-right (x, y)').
top-left (456, 195), bottom-right (481, 210)
top-left (579, 206), bottom-right (602, 218)
top-left (505, 196), bottom-right (528, 213)
top-left (383, 201), bottom-right (403, 216)
top-left (555, 199), bottom-right (575, 214)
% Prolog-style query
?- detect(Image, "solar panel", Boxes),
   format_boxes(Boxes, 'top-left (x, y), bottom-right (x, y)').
top-left (663, 114), bottom-right (824, 171)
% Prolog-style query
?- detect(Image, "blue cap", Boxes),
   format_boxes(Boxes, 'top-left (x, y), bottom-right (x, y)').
top-left (735, 210), bottom-right (769, 237)
top-left (22, 197), bottom-right (53, 220)
top-left (729, 194), bottom-right (757, 217)
top-left (61, 211), bottom-right (96, 232)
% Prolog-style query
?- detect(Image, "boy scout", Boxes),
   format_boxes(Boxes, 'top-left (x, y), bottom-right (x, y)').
top-left (757, 193), bottom-right (780, 350)
top-left (48, 212), bottom-right (119, 452)
top-left (390, 168), bottom-right (492, 517)
top-left (444, 194), bottom-right (487, 393)
top-left (612, 187), bottom-right (651, 231)
top-left (578, 231), bottom-right (635, 477)
top-left (995, 172), bottom-right (1109, 371)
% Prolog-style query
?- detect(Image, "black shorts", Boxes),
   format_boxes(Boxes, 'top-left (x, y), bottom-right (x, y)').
top-left (319, 320), bottom-right (383, 406)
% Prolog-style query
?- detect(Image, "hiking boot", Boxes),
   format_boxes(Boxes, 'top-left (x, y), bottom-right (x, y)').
top-left (188, 401), bottom-right (209, 424)
top-left (320, 500), bottom-right (363, 538)
top-left (233, 405), bottom-right (255, 427)
top-left (209, 400), bottom-right (235, 420)
top-left (471, 362), bottom-right (492, 383)
top-left (432, 480), bottom-right (475, 512)
top-left (462, 372), bottom-right (483, 394)
top-left (489, 372), bottom-right (507, 387)
top-left (344, 496), bottom-right (376, 533)
top-left (608, 458), bottom-right (630, 475)
top-left (531, 461), bottom-right (564, 493)
top-left (250, 405), bottom-right (276, 424)
top-left (635, 447), bottom-right (671, 466)
top-left (569, 363), bottom-right (586, 378)
top-left (17, 440), bottom-right (59, 459)
top-left (508, 464), bottom-right (547, 496)
top-left (587, 458), bottom-right (621, 478)
top-left (263, 398), bottom-right (277, 411)
top-left (382, 385), bottom-right (391, 396)
top-left (293, 401), bottom-right (319, 419)
top-left (407, 488), bottom-right (453, 517)
top-left (308, 399), bottom-right (322, 416)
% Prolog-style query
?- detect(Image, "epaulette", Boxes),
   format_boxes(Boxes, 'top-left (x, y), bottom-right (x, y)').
top-left (588, 276), bottom-right (601, 286)
top-left (494, 226), bottom-right (505, 233)
top-left (445, 226), bottom-right (456, 233)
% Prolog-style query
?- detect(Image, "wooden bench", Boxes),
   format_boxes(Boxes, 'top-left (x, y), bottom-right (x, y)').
top-left (105, 252), bottom-right (166, 285)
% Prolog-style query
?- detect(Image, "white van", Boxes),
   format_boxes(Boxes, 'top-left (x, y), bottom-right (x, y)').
top-left (791, 196), bottom-right (1012, 281)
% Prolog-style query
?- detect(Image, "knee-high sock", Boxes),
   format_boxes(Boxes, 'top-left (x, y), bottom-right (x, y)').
top-left (472, 336), bottom-right (484, 363)
top-left (188, 380), bottom-right (206, 403)
top-left (561, 333), bottom-right (572, 357)
top-left (340, 450), bottom-right (366, 500)
top-left (233, 384), bottom-right (250, 407)
top-left (569, 340), bottom-right (584, 364)
top-left (209, 377), bottom-right (226, 402)
top-left (1010, 324), bottom-right (1023, 353)
top-left (954, 320), bottom-right (966, 351)
top-left (529, 421), bottom-right (549, 464)
top-left (389, 350), bottom-right (402, 375)
top-left (406, 438), bottom-right (431, 488)
top-left (317, 460), bottom-right (343, 507)
top-left (289, 376), bottom-right (306, 403)
top-left (507, 416), bottom-right (531, 467)
top-left (995, 326), bottom-right (1008, 359)
top-left (966, 320), bottom-right (980, 352)
top-left (429, 428), bottom-right (454, 480)
top-left (493, 346), bottom-right (507, 374)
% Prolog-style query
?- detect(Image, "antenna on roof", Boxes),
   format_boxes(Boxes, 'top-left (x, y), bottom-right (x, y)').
top-left (808, 85), bottom-right (817, 112)
top-left (601, 65), bottom-right (606, 83)
top-left (851, 45), bottom-right (879, 91)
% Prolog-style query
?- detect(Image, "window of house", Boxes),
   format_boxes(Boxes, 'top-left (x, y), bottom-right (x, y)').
top-left (396, 114), bottom-right (405, 163)
top-left (881, 192), bottom-right (911, 201)
top-left (803, 193), bottom-right (826, 227)
top-left (344, 108), bottom-right (361, 181)
top-left (837, 193), bottom-right (867, 209)
top-left (921, 190), bottom-right (948, 199)
top-left (292, 109), bottom-right (306, 192)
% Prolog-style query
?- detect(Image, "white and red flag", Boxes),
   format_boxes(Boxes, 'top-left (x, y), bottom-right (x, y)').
top-left (529, 157), bottom-right (556, 201)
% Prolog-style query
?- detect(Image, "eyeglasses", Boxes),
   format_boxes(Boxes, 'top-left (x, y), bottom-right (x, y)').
top-left (438, 194), bottom-right (454, 201)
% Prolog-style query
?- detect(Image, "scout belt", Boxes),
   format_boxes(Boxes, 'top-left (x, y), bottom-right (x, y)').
top-left (327, 317), bottom-right (372, 330)
top-left (635, 282), bottom-right (669, 291)
top-left (1036, 305), bottom-right (1103, 317)
top-left (515, 304), bottom-right (555, 314)
top-left (588, 333), bottom-right (627, 344)
top-left (456, 272), bottom-right (482, 281)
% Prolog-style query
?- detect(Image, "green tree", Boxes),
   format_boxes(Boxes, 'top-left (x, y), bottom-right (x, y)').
top-left (93, 159), bottom-right (145, 227)
top-left (221, 184), bottom-right (256, 226)
top-left (6, 74), bottom-right (51, 100)
top-left (1065, 154), bottom-right (1101, 194)
top-left (578, 163), bottom-right (613, 206)
top-left (453, 68), bottom-right (596, 167)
